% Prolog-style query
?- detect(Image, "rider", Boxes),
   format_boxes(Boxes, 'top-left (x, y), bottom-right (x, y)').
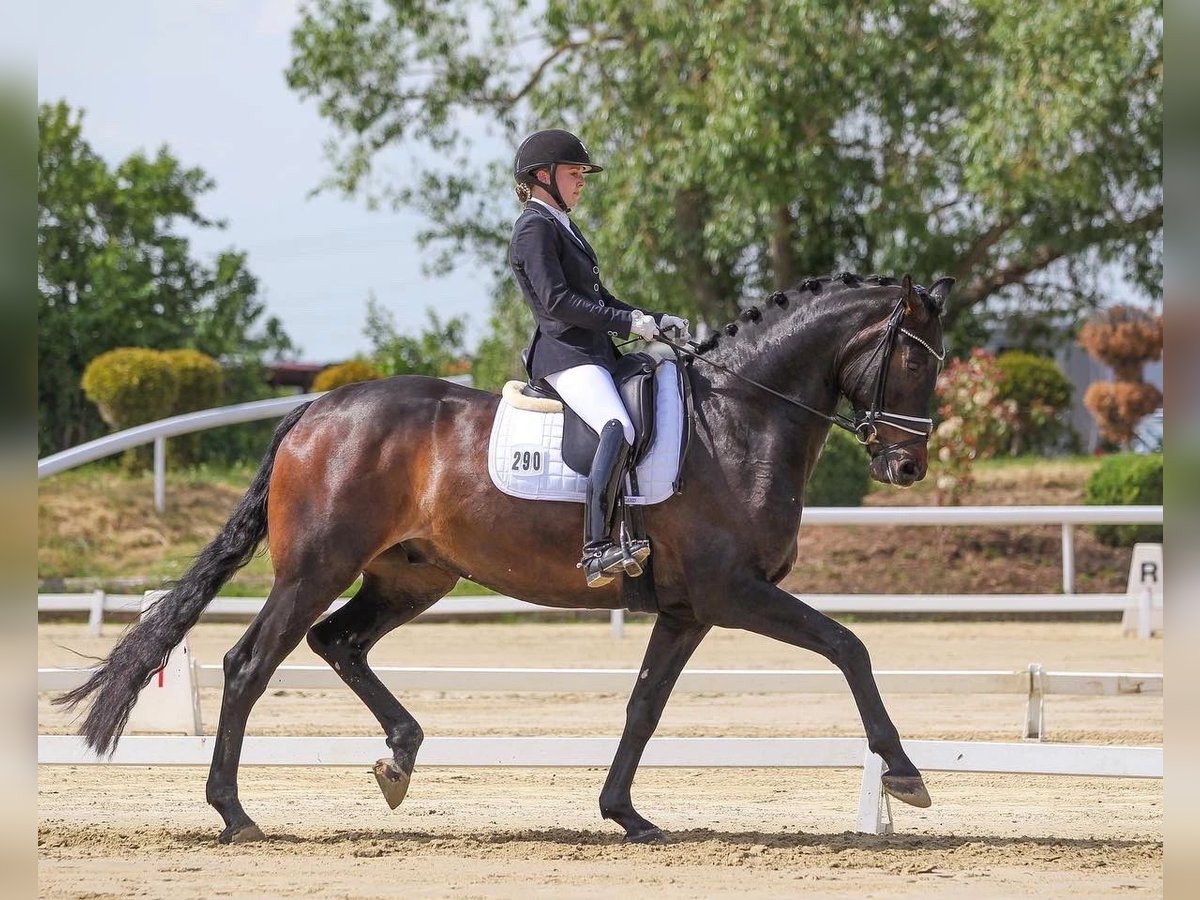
top-left (508, 129), bottom-right (689, 588)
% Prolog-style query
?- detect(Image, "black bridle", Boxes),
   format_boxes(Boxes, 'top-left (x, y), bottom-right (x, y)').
top-left (658, 295), bottom-right (946, 459)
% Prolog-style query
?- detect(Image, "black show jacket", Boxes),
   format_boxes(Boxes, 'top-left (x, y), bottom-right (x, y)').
top-left (508, 201), bottom-right (657, 381)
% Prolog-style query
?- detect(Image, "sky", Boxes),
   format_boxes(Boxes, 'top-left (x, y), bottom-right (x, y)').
top-left (38, 0), bottom-right (502, 363)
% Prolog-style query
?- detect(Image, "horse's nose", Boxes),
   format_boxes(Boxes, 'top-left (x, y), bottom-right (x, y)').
top-left (897, 458), bottom-right (920, 481)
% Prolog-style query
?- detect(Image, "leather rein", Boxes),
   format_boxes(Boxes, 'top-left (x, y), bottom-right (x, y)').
top-left (658, 296), bottom-right (946, 458)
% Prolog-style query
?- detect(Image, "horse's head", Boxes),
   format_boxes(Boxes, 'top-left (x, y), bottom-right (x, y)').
top-left (838, 275), bottom-right (952, 488)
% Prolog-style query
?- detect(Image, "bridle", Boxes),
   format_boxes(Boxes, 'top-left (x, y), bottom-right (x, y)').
top-left (659, 293), bottom-right (946, 459)
top-left (838, 295), bottom-right (947, 456)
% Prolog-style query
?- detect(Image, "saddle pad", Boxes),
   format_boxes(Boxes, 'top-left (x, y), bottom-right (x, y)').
top-left (488, 361), bottom-right (683, 505)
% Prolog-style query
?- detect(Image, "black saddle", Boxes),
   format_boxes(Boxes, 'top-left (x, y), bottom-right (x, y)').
top-left (521, 352), bottom-right (661, 476)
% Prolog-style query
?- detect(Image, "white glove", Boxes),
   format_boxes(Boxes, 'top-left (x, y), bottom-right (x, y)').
top-left (629, 310), bottom-right (660, 342)
top-left (660, 314), bottom-right (690, 342)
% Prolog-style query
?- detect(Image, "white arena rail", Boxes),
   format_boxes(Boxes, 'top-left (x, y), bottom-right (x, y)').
top-left (38, 663), bottom-right (1161, 741)
top-left (36, 734), bottom-right (1163, 835)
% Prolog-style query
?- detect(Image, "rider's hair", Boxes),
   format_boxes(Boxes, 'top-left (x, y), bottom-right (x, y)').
top-left (515, 181), bottom-right (533, 204)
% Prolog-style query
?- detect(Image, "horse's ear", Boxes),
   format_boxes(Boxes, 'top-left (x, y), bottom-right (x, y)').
top-left (900, 274), bottom-right (921, 318)
top-left (928, 277), bottom-right (954, 314)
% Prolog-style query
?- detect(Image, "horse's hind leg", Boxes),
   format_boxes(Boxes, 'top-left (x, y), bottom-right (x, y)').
top-left (599, 614), bottom-right (710, 842)
top-left (306, 559), bottom-right (457, 809)
top-left (206, 567), bottom-right (357, 843)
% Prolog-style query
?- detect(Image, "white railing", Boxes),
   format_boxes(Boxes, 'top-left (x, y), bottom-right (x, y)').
top-left (38, 662), bottom-right (1160, 742)
top-left (37, 586), bottom-right (1139, 640)
top-left (37, 394), bottom-right (323, 511)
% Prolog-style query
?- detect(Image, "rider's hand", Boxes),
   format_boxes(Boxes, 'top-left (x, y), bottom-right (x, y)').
top-left (629, 310), bottom-right (660, 342)
top-left (659, 314), bottom-right (690, 342)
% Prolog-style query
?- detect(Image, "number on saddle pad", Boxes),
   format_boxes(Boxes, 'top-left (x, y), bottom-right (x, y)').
top-left (509, 445), bottom-right (546, 475)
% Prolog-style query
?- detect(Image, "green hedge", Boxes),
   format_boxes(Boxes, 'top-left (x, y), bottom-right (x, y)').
top-left (1084, 453), bottom-right (1163, 546)
top-left (807, 428), bottom-right (871, 506)
top-left (995, 351), bottom-right (1075, 454)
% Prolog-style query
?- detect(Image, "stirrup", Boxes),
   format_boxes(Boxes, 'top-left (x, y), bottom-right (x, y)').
top-left (579, 543), bottom-right (636, 588)
top-left (618, 524), bottom-right (651, 577)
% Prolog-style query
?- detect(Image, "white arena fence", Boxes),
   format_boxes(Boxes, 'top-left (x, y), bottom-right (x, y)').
top-left (38, 661), bottom-right (1160, 742)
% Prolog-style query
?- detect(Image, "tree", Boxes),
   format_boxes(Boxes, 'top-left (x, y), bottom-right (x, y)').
top-left (1078, 305), bottom-right (1162, 447)
top-left (38, 101), bottom-right (294, 456)
top-left (287, 0), bottom-right (1161, 361)
top-left (364, 295), bottom-right (470, 378)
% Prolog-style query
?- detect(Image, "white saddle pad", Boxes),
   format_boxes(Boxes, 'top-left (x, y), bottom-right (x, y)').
top-left (487, 361), bottom-right (684, 505)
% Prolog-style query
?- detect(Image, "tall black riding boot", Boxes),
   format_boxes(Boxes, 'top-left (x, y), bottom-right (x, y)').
top-left (580, 419), bottom-right (634, 588)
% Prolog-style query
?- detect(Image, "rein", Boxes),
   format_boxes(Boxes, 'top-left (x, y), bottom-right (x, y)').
top-left (657, 296), bottom-right (945, 457)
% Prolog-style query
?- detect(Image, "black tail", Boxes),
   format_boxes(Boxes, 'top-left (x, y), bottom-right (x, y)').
top-left (53, 402), bottom-right (314, 755)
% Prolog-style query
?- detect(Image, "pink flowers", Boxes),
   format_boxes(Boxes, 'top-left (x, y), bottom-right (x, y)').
top-left (929, 350), bottom-right (1019, 504)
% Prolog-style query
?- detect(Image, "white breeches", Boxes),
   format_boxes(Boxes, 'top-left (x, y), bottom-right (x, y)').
top-left (545, 364), bottom-right (635, 446)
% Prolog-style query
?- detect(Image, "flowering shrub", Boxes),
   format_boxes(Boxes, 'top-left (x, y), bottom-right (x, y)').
top-left (928, 350), bottom-right (1019, 504)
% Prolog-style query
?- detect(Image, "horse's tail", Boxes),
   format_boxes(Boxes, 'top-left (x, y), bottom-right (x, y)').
top-left (53, 401), bottom-right (313, 755)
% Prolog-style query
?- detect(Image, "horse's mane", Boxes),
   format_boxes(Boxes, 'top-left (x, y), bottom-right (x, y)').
top-left (693, 272), bottom-right (911, 354)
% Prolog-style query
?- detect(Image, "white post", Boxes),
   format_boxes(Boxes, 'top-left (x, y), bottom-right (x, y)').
top-left (1061, 523), bottom-right (1074, 594)
top-left (610, 608), bottom-right (624, 639)
top-left (153, 436), bottom-right (166, 513)
top-left (1023, 663), bottom-right (1045, 741)
top-left (856, 748), bottom-right (892, 835)
top-left (125, 592), bottom-right (202, 735)
top-left (87, 589), bottom-right (105, 637)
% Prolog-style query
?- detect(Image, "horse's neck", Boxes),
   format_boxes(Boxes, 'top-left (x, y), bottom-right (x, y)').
top-left (698, 302), bottom-right (855, 501)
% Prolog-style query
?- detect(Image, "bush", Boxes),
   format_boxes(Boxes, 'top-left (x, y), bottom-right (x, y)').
top-left (806, 428), bottom-right (871, 506)
top-left (995, 351), bottom-right (1075, 454)
top-left (929, 349), bottom-right (1019, 504)
top-left (81, 348), bottom-right (179, 472)
top-left (163, 349), bottom-right (224, 465)
top-left (1084, 453), bottom-right (1163, 546)
top-left (312, 360), bottom-right (384, 392)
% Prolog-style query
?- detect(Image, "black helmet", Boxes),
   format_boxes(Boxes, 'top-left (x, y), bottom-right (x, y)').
top-left (513, 129), bottom-right (602, 212)
top-left (513, 129), bottom-right (603, 177)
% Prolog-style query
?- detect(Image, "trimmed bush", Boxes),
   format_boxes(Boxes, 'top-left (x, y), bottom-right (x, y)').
top-left (81, 348), bottom-right (179, 472)
top-left (806, 428), bottom-right (871, 506)
top-left (995, 351), bottom-right (1075, 454)
top-left (164, 349), bottom-right (224, 465)
top-left (312, 360), bottom-right (384, 392)
top-left (1084, 453), bottom-right (1163, 546)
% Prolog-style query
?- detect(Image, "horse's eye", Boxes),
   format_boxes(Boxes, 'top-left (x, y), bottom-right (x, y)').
top-left (905, 358), bottom-right (922, 374)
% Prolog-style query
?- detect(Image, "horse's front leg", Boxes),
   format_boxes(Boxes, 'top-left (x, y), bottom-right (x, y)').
top-left (700, 577), bottom-right (930, 809)
top-left (599, 613), bottom-right (710, 842)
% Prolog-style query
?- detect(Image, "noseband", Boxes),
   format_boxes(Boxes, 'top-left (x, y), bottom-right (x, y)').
top-left (661, 293), bottom-right (945, 459)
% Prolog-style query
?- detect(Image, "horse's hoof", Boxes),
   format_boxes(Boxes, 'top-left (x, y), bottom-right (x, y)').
top-left (374, 758), bottom-right (412, 810)
top-left (625, 827), bottom-right (668, 844)
top-left (219, 823), bottom-right (266, 844)
top-left (882, 773), bottom-right (931, 808)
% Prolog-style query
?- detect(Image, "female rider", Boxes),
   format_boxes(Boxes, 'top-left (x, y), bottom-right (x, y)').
top-left (507, 129), bottom-right (688, 588)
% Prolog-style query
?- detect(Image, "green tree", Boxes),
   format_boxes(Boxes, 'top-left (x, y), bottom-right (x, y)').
top-left (38, 100), bottom-right (294, 456)
top-left (288, 0), bottom-right (1161, 358)
top-left (364, 295), bottom-right (470, 377)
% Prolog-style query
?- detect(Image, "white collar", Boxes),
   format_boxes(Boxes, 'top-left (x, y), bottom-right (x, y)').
top-left (528, 197), bottom-right (576, 235)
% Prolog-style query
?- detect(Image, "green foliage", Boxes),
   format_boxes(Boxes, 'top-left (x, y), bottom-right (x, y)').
top-left (38, 100), bottom-right (294, 456)
top-left (364, 296), bottom-right (470, 378)
top-left (930, 350), bottom-right (1020, 504)
top-left (472, 281), bottom-right (533, 393)
top-left (163, 349), bottom-right (224, 465)
top-left (1084, 453), bottom-right (1163, 546)
top-left (312, 359), bottom-right (384, 392)
top-left (288, 0), bottom-right (1161, 351)
top-left (995, 351), bottom-right (1075, 454)
top-left (80, 349), bottom-right (179, 471)
top-left (806, 429), bottom-right (871, 507)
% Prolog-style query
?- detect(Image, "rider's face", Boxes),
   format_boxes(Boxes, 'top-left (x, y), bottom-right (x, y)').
top-left (539, 165), bottom-right (586, 209)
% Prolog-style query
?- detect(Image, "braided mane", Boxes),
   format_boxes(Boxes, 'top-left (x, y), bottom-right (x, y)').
top-left (693, 273), bottom-right (908, 354)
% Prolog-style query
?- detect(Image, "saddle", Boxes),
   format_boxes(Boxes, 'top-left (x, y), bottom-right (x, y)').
top-left (521, 352), bottom-right (661, 476)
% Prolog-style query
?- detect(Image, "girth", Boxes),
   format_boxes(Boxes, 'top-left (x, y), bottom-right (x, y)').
top-left (521, 352), bottom-right (661, 476)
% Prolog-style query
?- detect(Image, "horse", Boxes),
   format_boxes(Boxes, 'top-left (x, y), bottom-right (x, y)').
top-left (57, 271), bottom-right (952, 845)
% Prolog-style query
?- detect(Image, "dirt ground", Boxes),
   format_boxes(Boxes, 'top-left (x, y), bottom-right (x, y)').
top-left (38, 619), bottom-right (1163, 897)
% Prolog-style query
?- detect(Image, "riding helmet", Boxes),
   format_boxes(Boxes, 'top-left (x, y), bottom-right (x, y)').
top-left (513, 129), bottom-right (603, 178)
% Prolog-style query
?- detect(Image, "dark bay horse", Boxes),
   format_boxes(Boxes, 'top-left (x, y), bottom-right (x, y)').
top-left (58, 272), bottom-right (952, 844)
